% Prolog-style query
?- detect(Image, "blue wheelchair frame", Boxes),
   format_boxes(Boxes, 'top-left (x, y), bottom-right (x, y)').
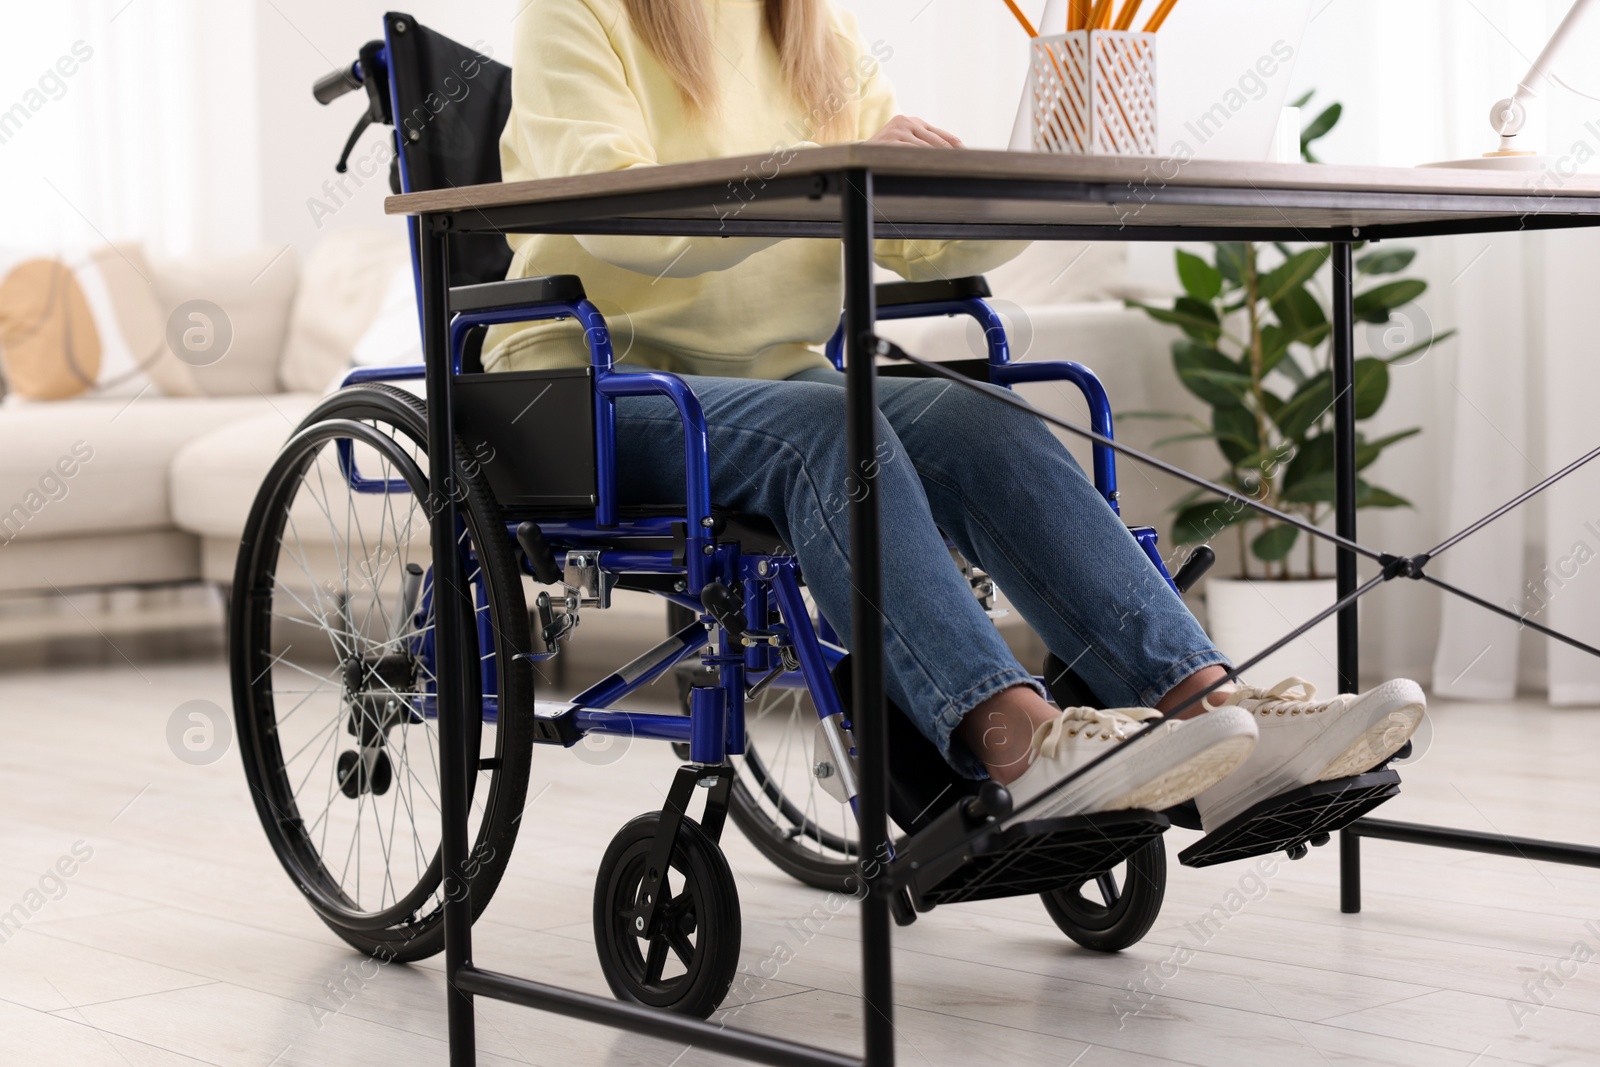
top-left (330, 39), bottom-right (1180, 795)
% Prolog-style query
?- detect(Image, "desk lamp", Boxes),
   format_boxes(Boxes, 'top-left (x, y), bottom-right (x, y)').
top-left (1426, 0), bottom-right (1596, 170)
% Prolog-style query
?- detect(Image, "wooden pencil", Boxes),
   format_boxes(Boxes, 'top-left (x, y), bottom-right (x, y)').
top-left (1069, 0), bottom-right (1093, 30)
top-left (1089, 0), bottom-right (1115, 30)
top-left (1113, 0), bottom-right (1144, 30)
top-left (1001, 0), bottom-right (1039, 37)
top-left (1143, 0), bottom-right (1181, 32)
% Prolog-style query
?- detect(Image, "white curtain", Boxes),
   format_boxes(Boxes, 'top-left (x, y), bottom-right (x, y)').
top-left (1287, 0), bottom-right (1600, 702)
top-left (0, 0), bottom-right (259, 257)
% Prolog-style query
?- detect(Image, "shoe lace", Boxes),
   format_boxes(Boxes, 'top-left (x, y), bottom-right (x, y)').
top-left (1223, 676), bottom-right (1334, 718)
top-left (1034, 705), bottom-right (1163, 758)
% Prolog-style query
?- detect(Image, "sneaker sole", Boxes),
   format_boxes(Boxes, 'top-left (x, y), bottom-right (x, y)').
top-left (1317, 684), bottom-right (1425, 781)
top-left (1028, 708), bottom-right (1258, 819)
top-left (1200, 679), bottom-right (1424, 828)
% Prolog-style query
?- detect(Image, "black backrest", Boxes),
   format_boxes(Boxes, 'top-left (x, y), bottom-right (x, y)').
top-left (383, 12), bottom-right (514, 288)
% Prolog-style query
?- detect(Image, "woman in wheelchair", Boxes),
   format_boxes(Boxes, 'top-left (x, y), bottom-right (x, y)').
top-left (488, 0), bottom-right (1426, 828)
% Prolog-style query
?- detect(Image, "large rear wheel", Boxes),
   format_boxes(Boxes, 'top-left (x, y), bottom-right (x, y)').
top-left (231, 384), bottom-right (534, 961)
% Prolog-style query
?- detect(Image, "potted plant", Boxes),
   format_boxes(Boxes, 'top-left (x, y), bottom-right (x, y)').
top-left (1124, 95), bottom-right (1452, 690)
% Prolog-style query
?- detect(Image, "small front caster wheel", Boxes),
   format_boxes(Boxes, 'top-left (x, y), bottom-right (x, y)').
top-left (1040, 839), bottom-right (1166, 952)
top-left (593, 812), bottom-right (741, 1018)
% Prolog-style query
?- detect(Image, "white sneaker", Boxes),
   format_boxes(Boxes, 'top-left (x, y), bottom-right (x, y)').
top-left (1194, 677), bottom-right (1425, 831)
top-left (1006, 704), bottom-right (1258, 820)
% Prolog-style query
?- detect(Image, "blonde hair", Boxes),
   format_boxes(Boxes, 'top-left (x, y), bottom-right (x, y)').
top-left (622, 0), bottom-right (851, 138)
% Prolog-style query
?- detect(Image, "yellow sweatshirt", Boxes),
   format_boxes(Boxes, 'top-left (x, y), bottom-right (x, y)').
top-left (485, 0), bottom-right (1023, 380)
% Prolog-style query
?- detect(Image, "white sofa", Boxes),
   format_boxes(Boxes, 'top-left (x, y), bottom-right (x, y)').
top-left (0, 230), bottom-right (1185, 617)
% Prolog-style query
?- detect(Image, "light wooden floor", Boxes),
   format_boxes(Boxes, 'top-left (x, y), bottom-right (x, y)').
top-left (4, 658), bottom-right (1600, 1066)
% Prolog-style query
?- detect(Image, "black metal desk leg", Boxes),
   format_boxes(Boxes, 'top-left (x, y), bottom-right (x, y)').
top-left (1340, 821), bottom-right (1362, 913)
top-left (841, 168), bottom-right (895, 1067)
top-left (1331, 240), bottom-right (1362, 913)
top-left (1331, 240), bottom-right (1359, 694)
top-left (420, 219), bottom-right (478, 1064)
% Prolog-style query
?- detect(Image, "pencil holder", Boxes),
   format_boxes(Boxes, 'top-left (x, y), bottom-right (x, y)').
top-left (1029, 30), bottom-right (1157, 155)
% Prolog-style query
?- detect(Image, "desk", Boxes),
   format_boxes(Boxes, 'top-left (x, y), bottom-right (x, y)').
top-left (389, 145), bottom-right (1600, 1067)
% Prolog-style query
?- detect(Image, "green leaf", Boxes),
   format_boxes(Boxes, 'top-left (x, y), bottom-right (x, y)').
top-left (1283, 432), bottom-right (1335, 490)
top-left (1172, 341), bottom-right (1251, 406)
top-left (1357, 247), bottom-right (1417, 275)
top-left (1301, 102), bottom-right (1342, 161)
top-left (1116, 409), bottom-right (1204, 422)
top-left (1282, 471), bottom-right (1337, 505)
top-left (1356, 427), bottom-right (1422, 469)
top-left (1258, 324), bottom-right (1294, 376)
top-left (1357, 484), bottom-right (1411, 508)
top-left (1353, 280), bottom-right (1427, 324)
top-left (1252, 524), bottom-right (1300, 563)
top-left (1353, 357), bottom-right (1389, 419)
top-left (1283, 476), bottom-right (1414, 509)
top-left (1212, 402), bottom-right (1260, 465)
top-left (1214, 242), bottom-right (1250, 287)
top-left (1277, 352), bottom-right (1310, 386)
top-left (1259, 247), bottom-right (1330, 305)
top-left (1288, 89), bottom-right (1315, 110)
top-left (1259, 388), bottom-right (1286, 421)
top-left (1172, 499), bottom-right (1253, 545)
top-left (1274, 369), bottom-right (1333, 441)
top-left (1176, 249), bottom-right (1224, 302)
top-left (1150, 431), bottom-right (1222, 448)
top-left (1271, 286), bottom-right (1328, 342)
top-left (1128, 298), bottom-right (1222, 345)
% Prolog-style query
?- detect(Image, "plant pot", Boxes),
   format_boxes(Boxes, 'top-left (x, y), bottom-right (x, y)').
top-left (1203, 577), bottom-right (1344, 695)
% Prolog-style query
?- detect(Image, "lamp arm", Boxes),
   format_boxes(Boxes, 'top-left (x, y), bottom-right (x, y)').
top-left (1491, 0), bottom-right (1596, 143)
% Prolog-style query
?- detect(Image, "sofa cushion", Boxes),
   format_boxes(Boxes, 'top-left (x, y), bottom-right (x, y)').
top-left (278, 229), bottom-right (414, 394)
top-left (168, 396), bottom-right (325, 542)
top-left (982, 241), bottom-right (1129, 306)
top-left (147, 245), bottom-right (300, 397)
top-left (0, 396), bottom-right (304, 545)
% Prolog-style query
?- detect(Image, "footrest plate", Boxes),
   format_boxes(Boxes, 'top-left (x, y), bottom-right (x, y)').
top-left (1178, 768), bottom-right (1401, 869)
top-left (904, 809), bottom-right (1167, 910)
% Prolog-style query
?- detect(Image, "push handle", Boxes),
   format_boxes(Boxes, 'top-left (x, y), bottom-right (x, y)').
top-left (313, 63), bottom-right (362, 105)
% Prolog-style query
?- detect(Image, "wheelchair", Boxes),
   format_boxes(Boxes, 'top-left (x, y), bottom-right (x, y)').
top-left (233, 13), bottom-right (1404, 1020)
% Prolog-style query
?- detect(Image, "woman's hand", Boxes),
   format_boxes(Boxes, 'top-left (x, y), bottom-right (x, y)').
top-left (867, 114), bottom-right (965, 148)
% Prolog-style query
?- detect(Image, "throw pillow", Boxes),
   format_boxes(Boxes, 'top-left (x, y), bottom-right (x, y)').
top-left (0, 245), bottom-right (165, 401)
top-left (279, 228), bottom-right (414, 394)
top-left (147, 245), bottom-right (300, 397)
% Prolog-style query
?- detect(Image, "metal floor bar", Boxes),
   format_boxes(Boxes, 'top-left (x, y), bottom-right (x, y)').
top-left (455, 966), bottom-right (859, 1067)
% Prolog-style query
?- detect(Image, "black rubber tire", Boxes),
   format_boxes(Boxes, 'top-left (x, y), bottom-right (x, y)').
top-left (593, 812), bottom-right (741, 1018)
top-left (667, 602), bottom-right (860, 894)
top-left (1040, 839), bottom-right (1166, 952)
top-left (231, 383), bottom-right (534, 963)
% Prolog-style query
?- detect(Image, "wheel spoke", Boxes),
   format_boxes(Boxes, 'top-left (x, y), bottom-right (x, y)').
top-left (643, 934), bottom-right (670, 985)
top-left (665, 926), bottom-right (696, 969)
top-left (1096, 870), bottom-right (1119, 907)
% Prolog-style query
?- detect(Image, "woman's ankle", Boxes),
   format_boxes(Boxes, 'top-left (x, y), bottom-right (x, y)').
top-left (955, 685), bottom-right (1059, 785)
top-left (1156, 665), bottom-right (1234, 720)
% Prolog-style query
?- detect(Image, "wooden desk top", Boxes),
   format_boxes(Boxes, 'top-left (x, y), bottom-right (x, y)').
top-left (387, 143), bottom-right (1600, 239)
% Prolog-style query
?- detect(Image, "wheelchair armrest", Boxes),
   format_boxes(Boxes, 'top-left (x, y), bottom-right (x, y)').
top-left (449, 274), bottom-right (587, 313)
top-left (875, 276), bottom-right (991, 309)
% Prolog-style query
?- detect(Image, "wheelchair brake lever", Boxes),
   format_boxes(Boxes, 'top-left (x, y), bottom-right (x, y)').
top-left (699, 581), bottom-right (746, 636)
top-left (700, 581), bottom-right (782, 647)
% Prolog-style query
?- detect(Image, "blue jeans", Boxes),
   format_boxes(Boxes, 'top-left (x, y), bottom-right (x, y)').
top-left (615, 366), bottom-right (1228, 777)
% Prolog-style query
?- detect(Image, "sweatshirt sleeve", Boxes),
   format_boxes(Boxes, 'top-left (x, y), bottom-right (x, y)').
top-left (844, 17), bottom-right (1028, 282)
top-left (504, 0), bottom-right (780, 279)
